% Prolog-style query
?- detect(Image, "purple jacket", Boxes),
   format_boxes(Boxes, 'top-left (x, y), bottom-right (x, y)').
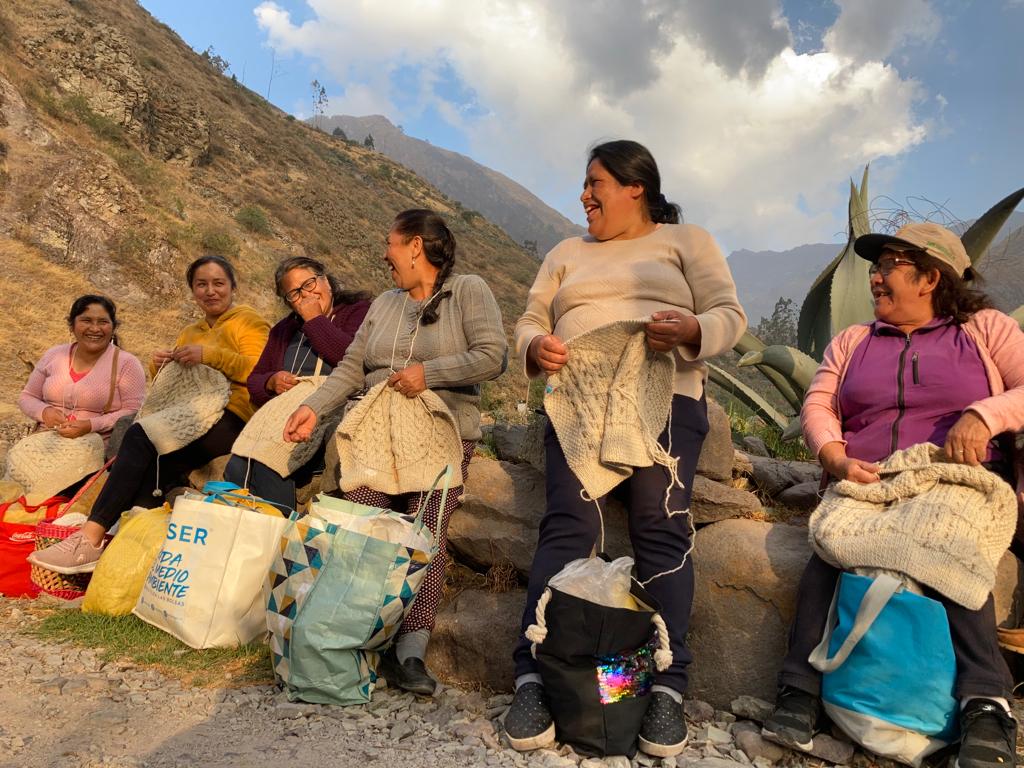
top-left (247, 299), bottom-right (370, 407)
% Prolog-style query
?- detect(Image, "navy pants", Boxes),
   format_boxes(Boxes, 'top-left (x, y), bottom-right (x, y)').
top-left (88, 411), bottom-right (245, 530)
top-left (513, 394), bottom-right (709, 694)
top-left (224, 440), bottom-right (326, 512)
top-left (779, 553), bottom-right (1013, 699)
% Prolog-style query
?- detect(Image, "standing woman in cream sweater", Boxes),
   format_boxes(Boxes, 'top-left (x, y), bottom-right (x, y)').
top-left (505, 140), bottom-right (746, 757)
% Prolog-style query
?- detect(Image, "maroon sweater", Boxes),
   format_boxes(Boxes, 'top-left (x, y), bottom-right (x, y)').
top-left (246, 299), bottom-right (371, 407)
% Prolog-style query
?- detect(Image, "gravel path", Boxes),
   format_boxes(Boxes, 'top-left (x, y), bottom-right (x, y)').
top-left (2, 597), bottom-right (1019, 768)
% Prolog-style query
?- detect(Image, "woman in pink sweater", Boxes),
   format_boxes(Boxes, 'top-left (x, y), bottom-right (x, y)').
top-left (18, 294), bottom-right (145, 443)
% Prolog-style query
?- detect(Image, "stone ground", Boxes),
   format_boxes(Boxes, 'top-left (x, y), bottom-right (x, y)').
top-left (1, 598), bottom-right (1022, 768)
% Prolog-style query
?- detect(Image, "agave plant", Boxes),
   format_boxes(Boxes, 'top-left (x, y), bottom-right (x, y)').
top-left (713, 166), bottom-right (1024, 441)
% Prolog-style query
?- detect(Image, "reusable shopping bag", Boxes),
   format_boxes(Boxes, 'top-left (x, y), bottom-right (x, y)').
top-left (267, 467), bottom-right (452, 705)
top-left (82, 506), bottom-right (171, 616)
top-left (809, 571), bottom-right (958, 767)
top-left (526, 556), bottom-right (673, 757)
top-left (133, 490), bottom-right (288, 648)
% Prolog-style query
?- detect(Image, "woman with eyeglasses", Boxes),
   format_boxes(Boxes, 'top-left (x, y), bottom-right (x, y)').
top-left (223, 256), bottom-right (371, 509)
top-left (762, 222), bottom-right (1024, 768)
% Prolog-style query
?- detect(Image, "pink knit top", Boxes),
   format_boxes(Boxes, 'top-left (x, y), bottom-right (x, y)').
top-left (18, 342), bottom-right (147, 439)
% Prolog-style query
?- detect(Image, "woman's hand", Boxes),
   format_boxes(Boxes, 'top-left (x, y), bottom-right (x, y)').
top-left (152, 349), bottom-right (176, 368)
top-left (819, 441), bottom-right (880, 484)
top-left (40, 406), bottom-right (64, 429)
top-left (945, 411), bottom-right (991, 466)
top-left (283, 405), bottom-right (317, 443)
top-left (529, 334), bottom-right (568, 374)
top-left (387, 364), bottom-right (427, 398)
top-left (55, 419), bottom-right (91, 439)
top-left (646, 311), bottom-right (700, 352)
top-left (172, 345), bottom-right (204, 367)
top-left (267, 371), bottom-right (299, 395)
top-left (292, 293), bottom-right (323, 322)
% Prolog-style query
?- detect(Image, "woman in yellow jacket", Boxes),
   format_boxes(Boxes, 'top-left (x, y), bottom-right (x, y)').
top-left (31, 255), bottom-right (270, 574)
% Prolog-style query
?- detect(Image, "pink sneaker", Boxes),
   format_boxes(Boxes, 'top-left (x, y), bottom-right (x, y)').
top-left (28, 531), bottom-right (105, 575)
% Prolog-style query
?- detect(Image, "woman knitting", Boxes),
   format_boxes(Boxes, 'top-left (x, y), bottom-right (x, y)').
top-left (761, 222), bottom-right (1024, 768)
top-left (224, 256), bottom-right (370, 510)
top-left (504, 140), bottom-right (746, 757)
top-left (283, 208), bottom-right (507, 696)
top-left (8, 295), bottom-right (146, 500)
top-left (30, 255), bottom-right (270, 575)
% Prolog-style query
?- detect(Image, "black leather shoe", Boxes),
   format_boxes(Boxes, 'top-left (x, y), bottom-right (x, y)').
top-left (379, 647), bottom-right (437, 696)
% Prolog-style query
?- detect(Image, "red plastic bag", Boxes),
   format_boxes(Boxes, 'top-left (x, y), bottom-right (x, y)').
top-left (0, 521), bottom-right (41, 598)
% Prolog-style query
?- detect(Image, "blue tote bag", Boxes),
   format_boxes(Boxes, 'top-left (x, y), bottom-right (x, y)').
top-left (809, 572), bottom-right (959, 767)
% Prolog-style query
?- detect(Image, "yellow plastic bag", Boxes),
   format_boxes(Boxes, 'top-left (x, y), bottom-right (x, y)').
top-left (82, 505), bottom-right (171, 616)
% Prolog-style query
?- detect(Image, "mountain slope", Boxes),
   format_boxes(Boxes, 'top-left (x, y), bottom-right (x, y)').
top-left (0, 0), bottom-right (541, 448)
top-left (316, 114), bottom-right (583, 255)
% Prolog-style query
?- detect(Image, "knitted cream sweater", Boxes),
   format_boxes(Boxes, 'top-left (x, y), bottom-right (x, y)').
top-left (515, 224), bottom-right (747, 399)
top-left (809, 443), bottom-right (1017, 610)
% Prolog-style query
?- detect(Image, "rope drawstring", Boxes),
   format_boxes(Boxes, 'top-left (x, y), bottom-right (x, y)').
top-left (525, 587), bottom-right (552, 656)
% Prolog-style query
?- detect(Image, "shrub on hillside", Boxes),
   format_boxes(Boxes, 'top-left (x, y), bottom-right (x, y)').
top-left (200, 228), bottom-right (240, 258)
top-left (234, 205), bottom-right (271, 235)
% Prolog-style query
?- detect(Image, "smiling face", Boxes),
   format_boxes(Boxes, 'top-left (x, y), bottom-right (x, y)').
top-left (580, 159), bottom-right (647, 241)
top-left (383, 229), bottom-right (420, 290)
top-left (190, 262), bottom-right (235, 322)
top-left (870, 248), bottom-right (937, 327)
top-left (70, 303), bottom-right (114, 355)
top-left (281, 267), bottom-right (332, 317)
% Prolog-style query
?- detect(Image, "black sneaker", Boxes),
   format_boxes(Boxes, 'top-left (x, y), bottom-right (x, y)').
top-left (761, 685), bottom-right (820, 752)
top-left (638, 691), bottom-right (688, 757)
top-left (957, 698), bottom-right (1017, 768)
top-left (504, 682), bottom-right (555, 752)
top-left (378, 647), bottom-right (436, 696)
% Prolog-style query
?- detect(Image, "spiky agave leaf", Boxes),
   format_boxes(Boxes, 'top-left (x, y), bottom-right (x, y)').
top-left (738, 344), bottom-right (821, 395)
top-left (964, 187), bottom-right (1024, 271)
top-left (1012, 305), bottom-right (1024, 330)
top-left (828, 165), bottom-right (875, 338)
top-left (706, 363), bottom-right (791, 431)
top-left (798, 166), bottom-right (870, 361)
top-left (732, 331), bottom-right (803, 412)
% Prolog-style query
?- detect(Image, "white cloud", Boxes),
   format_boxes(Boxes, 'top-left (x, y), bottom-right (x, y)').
top-left (255, 0), bottom-right (936, 250)
top-left (823, 0), bottom-right (940, 62)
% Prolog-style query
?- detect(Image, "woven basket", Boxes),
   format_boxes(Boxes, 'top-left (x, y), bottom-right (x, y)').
top-left (30, 521), bottom-right (91, 599)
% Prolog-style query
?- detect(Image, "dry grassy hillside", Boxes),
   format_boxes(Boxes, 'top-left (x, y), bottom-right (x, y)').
top-left (0, 0), bottom-right (542, 454)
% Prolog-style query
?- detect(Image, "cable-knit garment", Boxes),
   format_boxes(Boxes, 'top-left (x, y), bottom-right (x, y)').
top-left (809, 442), bottom-right (1017, 610)
top-left (334, 382), bottom-right (465, 494)
top-left (544, 318), bottom-right (675, 500)
top-left (3, 430), bottom-right (105, 503)
top-left (135, 362), bottom-right (231, 455)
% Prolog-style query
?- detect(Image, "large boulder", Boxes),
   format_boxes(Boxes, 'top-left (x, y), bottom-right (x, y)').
top-left (695, 398), bottom-right (733, 482)
top-left (452, 457), bottom-right (633, 575)
top-left (688, 519), bottom-right (811, 708)
top-left (426, 587), bottom-right (525, 692)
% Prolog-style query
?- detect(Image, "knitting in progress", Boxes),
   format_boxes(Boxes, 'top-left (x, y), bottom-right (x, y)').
top-left (135, 362), bottom-right (230, 455)
top-left (543, 318), bottom-right (676, 502)
top-left (232, 375), bottom-right (329, 479)
top-left (809, 442), bottom-right (1017, 610)
top-left (3, 430), bottom-right (105, 504)
top-left (334, 381), bottom-right (464, 495)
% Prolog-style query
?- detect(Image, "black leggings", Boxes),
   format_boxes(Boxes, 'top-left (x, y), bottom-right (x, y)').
top-left (88, 411), bottom-right (246, 530)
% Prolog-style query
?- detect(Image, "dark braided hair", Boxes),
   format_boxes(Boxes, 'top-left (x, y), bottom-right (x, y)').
top-left (588, 140), bottom-right (682, 224)
top-left (392, 209), bottom-right (455, 325)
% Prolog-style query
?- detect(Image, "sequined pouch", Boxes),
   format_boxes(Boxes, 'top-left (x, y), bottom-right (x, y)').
top-left (531, 572), bottom-right (671, 758)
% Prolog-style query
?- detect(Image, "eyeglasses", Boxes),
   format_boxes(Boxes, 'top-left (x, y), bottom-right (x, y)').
top-left (868, 257), bottom-right (917, 277)
top-left (284, 275), bottom-right (323, 303)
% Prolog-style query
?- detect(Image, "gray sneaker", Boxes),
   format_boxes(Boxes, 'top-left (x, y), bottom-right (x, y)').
top-left (28, 530), bottom-right (105, 575)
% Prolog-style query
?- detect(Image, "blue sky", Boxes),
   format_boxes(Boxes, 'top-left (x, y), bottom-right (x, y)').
top-left (140, 0), bottom-right (1024, 253)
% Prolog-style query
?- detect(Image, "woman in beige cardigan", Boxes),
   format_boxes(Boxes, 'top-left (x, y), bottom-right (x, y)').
top-left (505, 140), bottom-right (746, 757)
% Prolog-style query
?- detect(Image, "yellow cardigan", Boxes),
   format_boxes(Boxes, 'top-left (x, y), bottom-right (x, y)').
top-left (150, 304), bottom-right (270, 422)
